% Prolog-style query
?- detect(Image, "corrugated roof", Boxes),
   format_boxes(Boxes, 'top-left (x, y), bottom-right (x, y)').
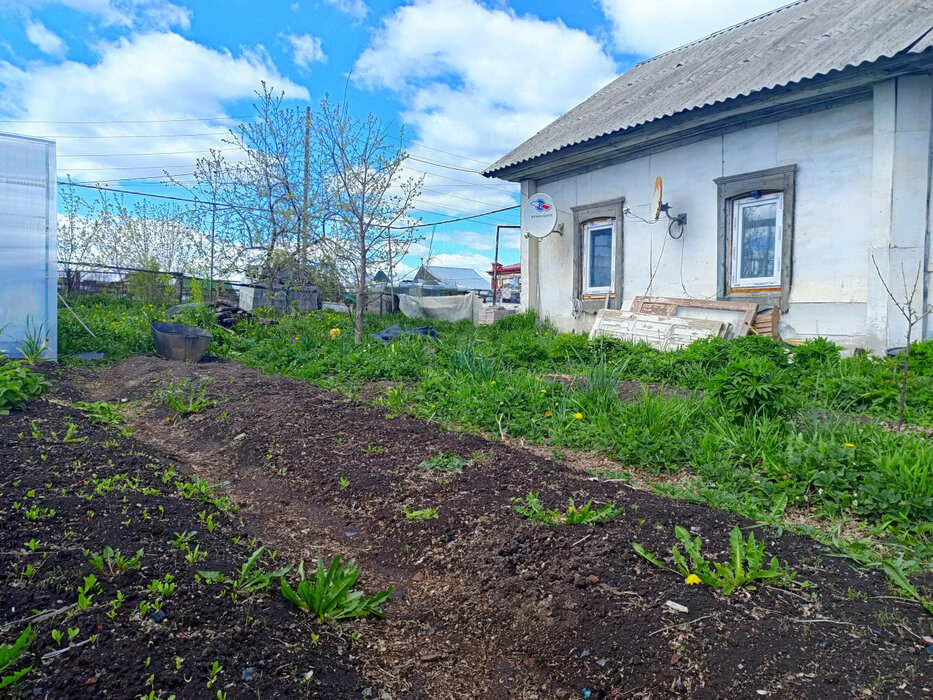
top-left (485, 0), bottom-right (933, 177)
top-left (421, 265), bottom-right (490, 289)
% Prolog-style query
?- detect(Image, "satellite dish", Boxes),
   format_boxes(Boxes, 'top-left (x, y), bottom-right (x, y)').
top-left (652, 176), bottom-right (663, 221)
top-left (523, 192), bottom-right (558, 239)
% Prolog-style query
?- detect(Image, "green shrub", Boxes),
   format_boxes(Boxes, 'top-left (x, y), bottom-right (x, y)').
top-left (791, 337), bottom-right (842, 372)
top-left (0, 361), bottom-right (51, 414)
top-left (708, 356), bottom-right (796, 418)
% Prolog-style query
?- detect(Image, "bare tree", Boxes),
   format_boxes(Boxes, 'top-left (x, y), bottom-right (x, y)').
top-left (94, 193), bottom-right (202, 275)
top-left (871, 256), bottom-right (933, 429)
top-left (182, 83), bottom-right (327, 303)
top-left (57, 177), bottom-right (100, 295)
top-left (314, 96), bottom-right (423, 342)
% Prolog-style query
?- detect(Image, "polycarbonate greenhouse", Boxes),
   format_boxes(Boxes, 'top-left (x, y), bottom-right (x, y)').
top-left (0, 131), bottom-right (57, 359)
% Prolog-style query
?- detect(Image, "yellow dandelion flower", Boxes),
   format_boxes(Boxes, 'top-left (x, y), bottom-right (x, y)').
top-left (574, 412), bottom-right (583, 420)
top-left (685, 574), bottom-right (702, 585)
top-left (329, 328), bottom-right (341, 339)
top-left (545, 410), bottom-right (552, 417)
top-left (540, 389), bottom-right (546, 393)
top-left (490, 380), bottom-right (496, 385)
top-left (844, 443), bottom-right (855, 447)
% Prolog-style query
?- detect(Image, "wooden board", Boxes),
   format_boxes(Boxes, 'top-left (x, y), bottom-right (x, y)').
top-left (630, 296), bottom-right (758, 338)
top-left (752, 307), bottom-right (781, 340)
top-left (588, 309), bottom-right (726, 351)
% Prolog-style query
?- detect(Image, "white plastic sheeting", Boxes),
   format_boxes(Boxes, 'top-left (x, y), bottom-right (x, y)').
top-left (398, 293), bottom-right (481, 323)
top-left (0, 132), bottom-right (57, 359)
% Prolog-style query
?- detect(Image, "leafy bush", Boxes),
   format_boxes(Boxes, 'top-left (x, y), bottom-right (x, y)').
top-left (280, 555), bottom-right (393, 621)
top-left (707, 356), bottom-right (797, 418)
top-left (0, 361), bottom-right (51, 414)
top-left (791, 337), bottom-right (842, 372)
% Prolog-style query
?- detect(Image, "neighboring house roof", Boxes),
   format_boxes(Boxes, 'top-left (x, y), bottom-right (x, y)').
top-left (417, 265), bottom-right (490, 289)
top-left (485, 0), bottom-right (933, 178)
top-left (488, 263), bottom-right (521, 276)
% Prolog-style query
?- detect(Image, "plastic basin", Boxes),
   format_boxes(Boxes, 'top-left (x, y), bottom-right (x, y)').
top-left (150, 321), bottom-right (213, 362)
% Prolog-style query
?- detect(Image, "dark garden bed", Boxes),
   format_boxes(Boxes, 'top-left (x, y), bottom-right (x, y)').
top-left (2, 355), bottom-right (931, 698)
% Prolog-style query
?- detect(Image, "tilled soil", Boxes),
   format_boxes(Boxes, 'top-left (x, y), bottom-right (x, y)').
top-left (4, 354), bottom-right (932, 699)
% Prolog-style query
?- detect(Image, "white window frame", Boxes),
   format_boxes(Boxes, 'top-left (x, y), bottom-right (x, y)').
top-left (730, 192), bottom-right (783, 290)
top-left (582, 219), bottom-right (615, 295)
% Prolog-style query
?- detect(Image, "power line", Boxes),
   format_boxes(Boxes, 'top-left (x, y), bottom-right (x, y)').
top-left (406, 140), bottom-right (490, 166)
top-left (0, 115), bottom-right (251, 125)
top-left (58, 147), bottom-right (239, 158)
top-left (4, 130), bottom-right (230, 140)
top-left (56, 179), bottom-right (519, 229)
top-left (406, 205), bottom-right (518, 229)
top-left (407, 155), bottom-right (482, 174)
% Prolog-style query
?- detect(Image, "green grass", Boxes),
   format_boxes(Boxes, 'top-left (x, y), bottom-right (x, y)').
top-left (58, 294), bottom-right (933, 568)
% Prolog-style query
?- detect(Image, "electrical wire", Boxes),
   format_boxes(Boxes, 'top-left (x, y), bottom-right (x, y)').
top-left (0, 115), bottom-right (251, 125)
top-left (4, 130), bottom-right (230, 140)
top-left (56, 179), bottom-right (519, 230)
top-left (58, 147), bottom-right (239, 158)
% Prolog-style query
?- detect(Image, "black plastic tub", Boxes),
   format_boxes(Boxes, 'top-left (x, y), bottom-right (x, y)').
top-left (150, 322), bottom-right (213, 362)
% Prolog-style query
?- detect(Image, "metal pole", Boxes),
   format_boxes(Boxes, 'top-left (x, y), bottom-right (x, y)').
top-left (493, 225), bottom-right (501, 306)
top-left (210, 202), bottom-right (216, 302)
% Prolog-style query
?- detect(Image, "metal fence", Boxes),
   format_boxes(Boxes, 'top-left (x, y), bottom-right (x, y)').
top-left (56, 261), bottom-right (401, 314)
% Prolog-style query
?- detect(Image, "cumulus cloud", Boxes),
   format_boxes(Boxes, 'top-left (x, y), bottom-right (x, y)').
top-left (25, 20), bottom-right (66, 56)
top-left (281, 33), bottom-right (326, 67)
top-left (7, 0), bottom-right (191, 29)
top-left (0, 32), bottom-right (307, 181)
top-left (355, 0), bottom-right (617, 167)
top-left (598, 0), bottom-right (785, 56)
top-left (324, 0), bottom-right (367, 21)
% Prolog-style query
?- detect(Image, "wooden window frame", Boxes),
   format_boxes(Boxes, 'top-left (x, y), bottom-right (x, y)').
top-left (571, 197), bottom-right (624, 313)
top-left (715, 165), bottom-right (795, 311)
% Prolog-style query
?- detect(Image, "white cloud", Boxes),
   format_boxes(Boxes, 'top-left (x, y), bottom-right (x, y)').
top-left (434, 228), bottom-right (519, 253)
top-left (281, 33), bottom-right (326, 67)
top-left (355, 0), bottom-right (617, 168)
top-left (8, 0), bottom-right (191, 29)
top-left (324, 0), bottom-right (367, 21)
top-left (598, 0), bottom-right (785, 56)
top-left (25, 20), bottom-right (66, 57)
top-left (0, 32), bottom-right (308, 181)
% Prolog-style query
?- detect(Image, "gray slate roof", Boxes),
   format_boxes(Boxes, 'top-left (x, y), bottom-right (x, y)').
top-left (485, 0), bottom-right (933, 177)
top-left (419, 265), bottom-right (490, 290)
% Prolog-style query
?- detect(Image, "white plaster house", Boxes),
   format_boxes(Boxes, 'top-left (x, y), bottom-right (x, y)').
top-left (484, 0), bottom-right (933, 352)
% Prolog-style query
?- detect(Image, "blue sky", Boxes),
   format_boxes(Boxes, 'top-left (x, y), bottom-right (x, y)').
top-left (0, 0), bottom-right (783, 279)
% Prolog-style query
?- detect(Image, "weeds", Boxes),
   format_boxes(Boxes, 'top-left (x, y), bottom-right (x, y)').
top-left (404, 506), bottom-right (438, 520)
top-left (0, 625), bottom-right (34, 688)
top-left (73, 401), bottom-right (124, 425)
top-left (158, 380), bottom-right (223, 415)
top-left (280, 555), bottom-right (393, 622)
top-left (634, 525), bottom-right (804, 594)
top-left (198, 547), bottom-right (290, 599)
top-left (514, 493), bottom-right (623, 526)
top-left (86, 546), bottom-right (143, 576)
top-left (419, 452), bottom-right (469, 473)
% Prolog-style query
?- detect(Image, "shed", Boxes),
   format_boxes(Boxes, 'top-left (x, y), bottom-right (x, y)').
top-left (0, 132), bottom-right (57, 359)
